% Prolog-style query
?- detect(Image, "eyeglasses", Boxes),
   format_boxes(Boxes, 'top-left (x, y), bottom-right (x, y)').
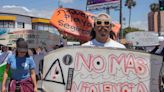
top-left (95, 20), bottom-right (112, 26)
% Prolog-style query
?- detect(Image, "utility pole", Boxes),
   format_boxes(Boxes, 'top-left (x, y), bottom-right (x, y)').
top-left (119, 0), bottom-right (123, 39)
top-left (106, 7), bottom-right (110, 15)
top-left (158, 0), bottom-right (161, 36)
top-left (58, 0), bottom-right (60, 8)
top-left (158, 0), bottom-right (164, 36)
top-left (58, 0), bottom-right (63, 8)
top-left (86, 0), bottom-right (88, 11)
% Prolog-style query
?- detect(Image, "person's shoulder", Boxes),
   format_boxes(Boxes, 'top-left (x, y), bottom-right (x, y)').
top-left (8, 54), bottom-right (15, 61)
top-left (110, 40), bottom-right (126, 49)
top-left (8, 54), bottom-right (15, 58)
top-left (28, 56), bottom-right (34, 59)
top-left (7, 51), bottom-right (13, 56)
top-left (26, 56), bottom-right (35, 62)
top-left (81, 40), bottom-right (92, 46)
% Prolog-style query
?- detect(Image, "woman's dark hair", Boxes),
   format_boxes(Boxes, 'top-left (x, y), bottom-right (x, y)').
top-left (109, 31), bottom-right (116, 40)
top-left (33, 48), bottom-right (37, 55)
top-left (1, 46), bottom-right (8, 52)
top-left (16, 38), bottom-right (25, 46)
top-left (90, 28), bottom-right (96, 40)
top-left (15, 38), bottom-right (29, 57)
top-left (15, 50), bottom-right (29, 57)
top-left (90, 23), bottom-right (96, 40)
top-left (30, 48), bottom-right (37, 55)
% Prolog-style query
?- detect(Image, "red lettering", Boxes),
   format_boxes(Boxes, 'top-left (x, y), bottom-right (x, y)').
top-left (92, 55), bottom-right (106, 73)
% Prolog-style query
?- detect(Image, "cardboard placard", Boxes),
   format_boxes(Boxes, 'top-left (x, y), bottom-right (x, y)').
top-left (126, 32), bottom-right (159, 46)
top-left (42, 46), bottom-right (163, 92)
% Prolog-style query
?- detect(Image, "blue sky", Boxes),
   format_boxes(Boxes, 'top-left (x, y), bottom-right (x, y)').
top-left (0, 0), bottom-right (159, 30)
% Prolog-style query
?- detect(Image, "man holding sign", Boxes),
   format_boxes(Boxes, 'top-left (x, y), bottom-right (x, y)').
top-left (82, 13), bottom-right (126, 48)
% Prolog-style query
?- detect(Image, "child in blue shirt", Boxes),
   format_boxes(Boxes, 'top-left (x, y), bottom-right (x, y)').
top-left (1, 38), bottom-right (37, 92)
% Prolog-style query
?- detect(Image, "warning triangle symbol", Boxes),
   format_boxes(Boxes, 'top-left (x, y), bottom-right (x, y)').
top-left (44, 59), bottom-right (65, 85)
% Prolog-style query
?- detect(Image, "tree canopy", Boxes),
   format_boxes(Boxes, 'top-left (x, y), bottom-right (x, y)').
top-left (123, 27), bottom-right (144, 38)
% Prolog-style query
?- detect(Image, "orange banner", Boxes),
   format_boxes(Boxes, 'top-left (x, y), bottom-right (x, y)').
top-left (50, 8), bottom-right (120, 41)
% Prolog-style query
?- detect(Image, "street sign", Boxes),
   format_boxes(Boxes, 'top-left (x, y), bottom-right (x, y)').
top-left (87, 0), bottom-right (120, 11)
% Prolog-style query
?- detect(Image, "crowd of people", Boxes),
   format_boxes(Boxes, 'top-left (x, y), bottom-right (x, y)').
top-left (0, 37), bottom-right (65, 92)
top-left (0, 12), bottom-right (164, 92)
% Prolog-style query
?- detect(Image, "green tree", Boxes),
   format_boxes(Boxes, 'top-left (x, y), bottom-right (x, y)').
top-left (125, 0), bottom-right (136, 27)
top-left (123, 27), bottom-right (144, 38)
top-left (150, 3), bottom-right (159, 12)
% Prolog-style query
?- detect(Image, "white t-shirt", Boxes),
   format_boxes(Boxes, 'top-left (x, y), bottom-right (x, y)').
top-left (0, 51), bottom-right (12, 64)
top-left (82, 39), bottom-right (126, 49)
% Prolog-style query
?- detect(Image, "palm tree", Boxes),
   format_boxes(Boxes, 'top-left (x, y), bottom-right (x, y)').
top-left (150, 3), bottom-right (159, 12)
top-left (149, 3), bottom-right (160, 35)
top-left (125, 0), bottom-right (136, 27)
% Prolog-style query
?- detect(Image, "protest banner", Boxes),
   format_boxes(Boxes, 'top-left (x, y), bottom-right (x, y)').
top-left (50, 8), bottom-right (121, 41)
top-left (42, 46), bottom-right (163, 92)
top-left (126, 31), bottom-right (159, 46)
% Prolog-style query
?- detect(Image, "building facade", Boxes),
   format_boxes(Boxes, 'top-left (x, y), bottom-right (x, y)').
top-left (0, 13), bottom-right (59, 35)
top-left (148, 11), bottom-right (164, 35)
top-left (0, 12), bottom-right (63, 48)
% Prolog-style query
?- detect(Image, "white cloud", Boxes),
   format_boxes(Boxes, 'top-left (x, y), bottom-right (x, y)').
top-left (2, 5), bottom-right (31, 12)
top-left (30, 10), bottom-right (53, 18)
top-left (61, 0), bottom-right (74, 3)
top-left (0, 5), bottom-right (54, 18)
top-left (131, 21), bottom-right (148, 31)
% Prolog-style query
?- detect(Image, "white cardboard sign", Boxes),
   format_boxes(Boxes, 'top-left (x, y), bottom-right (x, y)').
top-left (126, 32), bottom-right (159, 46)
top-left (42, 46), bottom-right (163, 92)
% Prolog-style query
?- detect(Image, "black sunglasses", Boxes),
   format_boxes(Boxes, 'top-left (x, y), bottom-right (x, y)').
top-left (95, 20), bottom-right (111, 26)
